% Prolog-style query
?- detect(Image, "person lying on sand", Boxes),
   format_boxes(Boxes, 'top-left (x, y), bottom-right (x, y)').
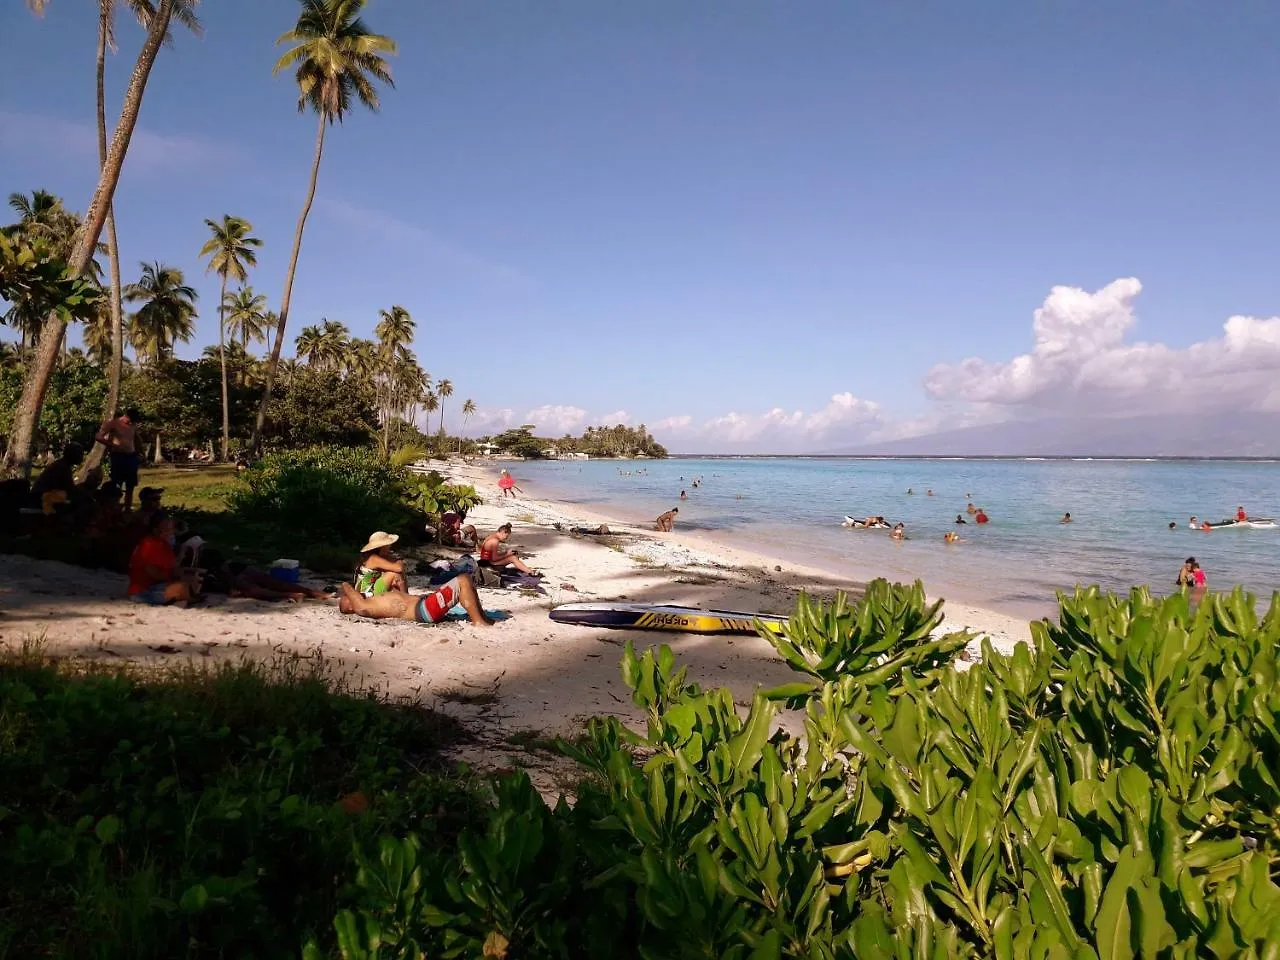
top-left (655, 508), bottom-right (678, 532)
top-left (480, 523), bottom-right (539, 575)
top-left (127, 511), bottom-right (197, 606)
top-left (355, 532), bottom-right (407, 596)
top-left (338, 576), bottom-right (493, 626)
top-left (201, 549), bottom-right (334, 602)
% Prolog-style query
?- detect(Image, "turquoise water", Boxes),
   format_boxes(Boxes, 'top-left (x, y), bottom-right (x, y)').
top-left (511, 457), bottom-right (1280, 618)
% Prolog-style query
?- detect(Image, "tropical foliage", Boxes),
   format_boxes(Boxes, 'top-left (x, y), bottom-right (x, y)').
top-left (124, 260), bottom-right (197, 365)
top-left (320, 582), bottom-right (1280, 958)
top-left (487, 422), bottom-right (669, 458)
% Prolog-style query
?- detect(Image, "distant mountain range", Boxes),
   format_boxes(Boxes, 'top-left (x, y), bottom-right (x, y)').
top-left (836, 413), bottom-right (1280, 459)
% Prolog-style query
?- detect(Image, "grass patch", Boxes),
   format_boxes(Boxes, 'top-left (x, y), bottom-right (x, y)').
top-left (513, 512), bottom-right (536, 524)
top-left (137, 464), bottom-right (239, 512)
top-left (0, 648), bottom-right (486, 959)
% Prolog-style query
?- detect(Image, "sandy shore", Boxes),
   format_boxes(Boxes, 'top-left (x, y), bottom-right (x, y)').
top-left (0, 457), bottom-right (1031, 777)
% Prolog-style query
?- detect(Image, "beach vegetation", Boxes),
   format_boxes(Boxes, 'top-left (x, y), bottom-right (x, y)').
top-left (0, 648), bottom-right (485, 959)
top-left (320, 581), bottom-right (1280, 957)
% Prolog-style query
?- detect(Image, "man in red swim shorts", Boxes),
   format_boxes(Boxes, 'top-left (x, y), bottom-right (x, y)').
top-left (338, 574), bottom-right (494, 626)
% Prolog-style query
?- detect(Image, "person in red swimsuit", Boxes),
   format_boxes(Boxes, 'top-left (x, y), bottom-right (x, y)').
top-left (1237, 506), bottom-right (1248, 522)
top-left (479, 523), bottom-right (538, 575)
top-left (974, 508), bottom-right (989, 524)
top-left (337, 574), bottom-right (493, 625)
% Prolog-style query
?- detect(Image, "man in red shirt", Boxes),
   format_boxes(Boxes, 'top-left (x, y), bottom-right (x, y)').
top-left (128, 511), bottom-right (194, 605)
top-left (1237, 506), bottom-right (1248, 522)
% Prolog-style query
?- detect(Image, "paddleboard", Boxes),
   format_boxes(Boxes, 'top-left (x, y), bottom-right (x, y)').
top-left (549, 602), bottom-right (787, 635)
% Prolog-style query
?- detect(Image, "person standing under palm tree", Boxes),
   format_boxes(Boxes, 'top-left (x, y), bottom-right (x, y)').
top-left (199, 215), bottom-right (261, 461)
top-left (250, 0), bottom-right (396, 454)
top-left (95, 408), bottom-right (141, 511)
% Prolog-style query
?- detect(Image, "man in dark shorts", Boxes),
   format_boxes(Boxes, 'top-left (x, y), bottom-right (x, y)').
top-left (96, 409), bottom-right (141, 511)
top-left (337, 574), bottom-right (493, 626)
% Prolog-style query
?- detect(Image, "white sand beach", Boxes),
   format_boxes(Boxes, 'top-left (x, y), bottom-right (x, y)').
top-left (0, 458), bottom-right (1032, 766)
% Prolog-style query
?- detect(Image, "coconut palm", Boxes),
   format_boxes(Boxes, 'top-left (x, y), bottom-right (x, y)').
top-left (249, 0), bottom-right (396, 453)
top-left (459, 397), bottom-right (476, 455)
top-left (421, 392), bottom-right (440, 441)
top-left (199, 215), bottom-right (261, 460)
top-left (295, 324), bottom-right (325, 366)
top-left (124, 261), bottom-right (197, 365)
top-left (435, 377), bottom-right (453, 436)
top-left (224, 286), bottom-right (268, 351)
top-left (343, 336), bottom-right (378, 384)
top-left (374, 305), bottom-right (415, 452)
top-left (6, 0), bottom-right (195, 479)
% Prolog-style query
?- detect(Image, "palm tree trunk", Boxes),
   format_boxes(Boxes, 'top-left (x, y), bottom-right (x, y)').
top-left (217, 273), bottom-right (230, 461)
top-left (82, 2), bottom-right (127, 480)
top-left (2, 0), bottom-right (173, 480)
top-left (250, 112), bottom-right (327, 454)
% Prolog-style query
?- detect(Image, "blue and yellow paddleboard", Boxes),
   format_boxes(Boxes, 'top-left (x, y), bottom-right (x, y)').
top-left (549, 602), bottom-right (786, 635)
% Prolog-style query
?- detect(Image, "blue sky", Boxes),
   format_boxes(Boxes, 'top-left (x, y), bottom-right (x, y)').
top-left (4, 1), bottom-right (1280, 451)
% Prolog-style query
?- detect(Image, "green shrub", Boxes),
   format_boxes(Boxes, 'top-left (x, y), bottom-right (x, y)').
top-left (228, 447), bottom-right (411, 545)
top-left (0, 653), bottom-right (485, 959)
top-left (328, 581), bottom-right (1280, 958)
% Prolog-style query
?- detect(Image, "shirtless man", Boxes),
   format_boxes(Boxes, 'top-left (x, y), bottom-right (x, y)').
top-left (96, 409), bottom-right (141, 511)
top-left (655, 507), bottom-right (678, 532)
top-left (338, 576), bottom-right (493, 626)
top-left (480, 523), bottom-right (538, 575)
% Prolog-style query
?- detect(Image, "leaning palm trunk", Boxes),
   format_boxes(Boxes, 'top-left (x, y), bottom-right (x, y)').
top-left (218, 273), bottom-right (230, 460)
top-left (81, 2), bottom-right (128, 480)
top-left (250, 114), bottom-right (327, 454)
top-left (2, 0), bottom-right (174, 480)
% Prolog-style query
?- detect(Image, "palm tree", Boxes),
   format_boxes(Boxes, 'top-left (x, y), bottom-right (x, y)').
top-left (459, 398), bottom-right (476, 455)
top-left (295, 324), bottom-right (325, 366)
top-left (249, 0), bottom-right (396, 454)
top-left (374, 305), bottom-right (415, 452)
top-left (199, 214), bottom-right (261, 460)
top-left (3, 191), bottom-right (95, 351)
top-left (124, 261), bottom-right (197, 365)
top-left (435, 378), bottom-right (453, 436)
top-left (85, 0), bottom-right (202, 477)
top-left (343, 337), bottom-right (378, 384)
top-left (224, 286), bottom-right (268, 351)
top-left (6, 0), bottom-right (194, 479)
top-left (421, 391), bottom-right (440, 444)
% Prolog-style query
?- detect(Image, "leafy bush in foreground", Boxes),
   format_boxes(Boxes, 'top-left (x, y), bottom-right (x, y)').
top-left (0, 652), bottom-right (485, 959)
top-left (330, 583), bottom-right (1280, 958)
top-left (228, 446), bottom-right (412, 544)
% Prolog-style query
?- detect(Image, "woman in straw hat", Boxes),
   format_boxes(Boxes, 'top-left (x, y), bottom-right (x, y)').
top-left (355, 531), bottom-right (407, 597)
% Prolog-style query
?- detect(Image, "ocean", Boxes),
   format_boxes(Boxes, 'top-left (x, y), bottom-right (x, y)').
top-left (509, 457), bottom-right (1280, 619)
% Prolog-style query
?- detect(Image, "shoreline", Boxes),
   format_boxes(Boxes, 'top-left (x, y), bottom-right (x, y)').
top-left (453, 459), bottom-right (1034, 651)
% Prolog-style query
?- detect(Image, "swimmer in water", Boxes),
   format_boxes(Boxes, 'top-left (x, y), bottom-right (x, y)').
top-left (1060, 512), bottom-right (1072, 524)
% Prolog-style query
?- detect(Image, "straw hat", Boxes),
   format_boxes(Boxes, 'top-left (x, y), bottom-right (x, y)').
top-left (360, 531), bottom-right (399, 553)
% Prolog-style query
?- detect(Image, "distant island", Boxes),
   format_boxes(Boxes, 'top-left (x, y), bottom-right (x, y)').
top-left (480, 424), bottom-right (668, 459)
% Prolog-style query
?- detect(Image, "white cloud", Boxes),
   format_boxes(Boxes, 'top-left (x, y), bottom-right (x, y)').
top-left (651, 393), bottom-right (882, 451)
top-left (924, 278), bottom-right (1280, 416)
top-left (0, 109), bottom-right (243, 174)
top-left (524, 404), bottom-right (588, 435)
top-left (590, 410), bottom-right (631, 426)
top-left (465, 407), bottom-right (516, 434)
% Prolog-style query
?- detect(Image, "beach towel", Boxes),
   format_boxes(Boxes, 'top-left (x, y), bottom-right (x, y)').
top-left (443, 607), bottom-right (511, 622)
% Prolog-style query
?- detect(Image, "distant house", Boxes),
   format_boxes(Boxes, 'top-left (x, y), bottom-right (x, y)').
top-left (476, 442), bottom-right (498, 456)
top-left (542, 447), bottom-right (560, 459)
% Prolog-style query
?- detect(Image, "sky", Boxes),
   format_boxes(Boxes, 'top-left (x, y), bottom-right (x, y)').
top-left (4, 1), bottom-right (1280, 453)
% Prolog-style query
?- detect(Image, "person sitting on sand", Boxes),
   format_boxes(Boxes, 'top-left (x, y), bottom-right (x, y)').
top-left (1060, 512), bottom-right (1072, 524)
top-left (480, 523), bottom-right (538, 575)
top-left (201, 548), bottom-right (334, 602)
top-left (338, 575), bottom-right (493, 626)
top-left (891, 522), bottom-right (906, 541)
top-left (955, 514), bottom-right (967, 524)
top-left (438, 512), bottom-right (478, 548)
top-left (127, 510), bottom-right (196, 606)
top-left (656, 508), bottom-right (678, 532)
top-left (355, 531), bottom-right (407, 596)
top-left (974, 508), bottom-right (989, 524)
top-left (30, 441), bottom-right (84, 515)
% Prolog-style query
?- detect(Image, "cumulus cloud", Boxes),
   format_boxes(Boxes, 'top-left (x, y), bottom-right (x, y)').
top-left (524, 405), bottom-right (588, 435)
top-left (925, 278), bottom-right (1280, 415)
top-left (652, 393), bottom-right (882, 451)
top-left (590, 410), bottom-right (631, 426)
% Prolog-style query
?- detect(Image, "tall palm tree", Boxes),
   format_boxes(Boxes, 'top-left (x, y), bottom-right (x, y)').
top-left (224, 286), bottom-right (268, 351)
top-left (374, 305), bottom-right (415, 452)
top-left (435, 377), bottom-right (453, 436)
top-left (343, 336), bottom-right (378, 385)
top-left (85, 0), bottom-right (201, 476)
top-left (421, 392), bottom-right (440, 442)
top-left (294, 324), bottom-right (325, 367)
top-left (124, 261), bottom-right (197, 365)
top-left (249, 0), bottom-right (396, 453)
top-left (459, 397), bottom-right (476, 455)
top-left (199, 214), bottom-right (261, 460)
top-left (6, 0), bottom-right (195, 480)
